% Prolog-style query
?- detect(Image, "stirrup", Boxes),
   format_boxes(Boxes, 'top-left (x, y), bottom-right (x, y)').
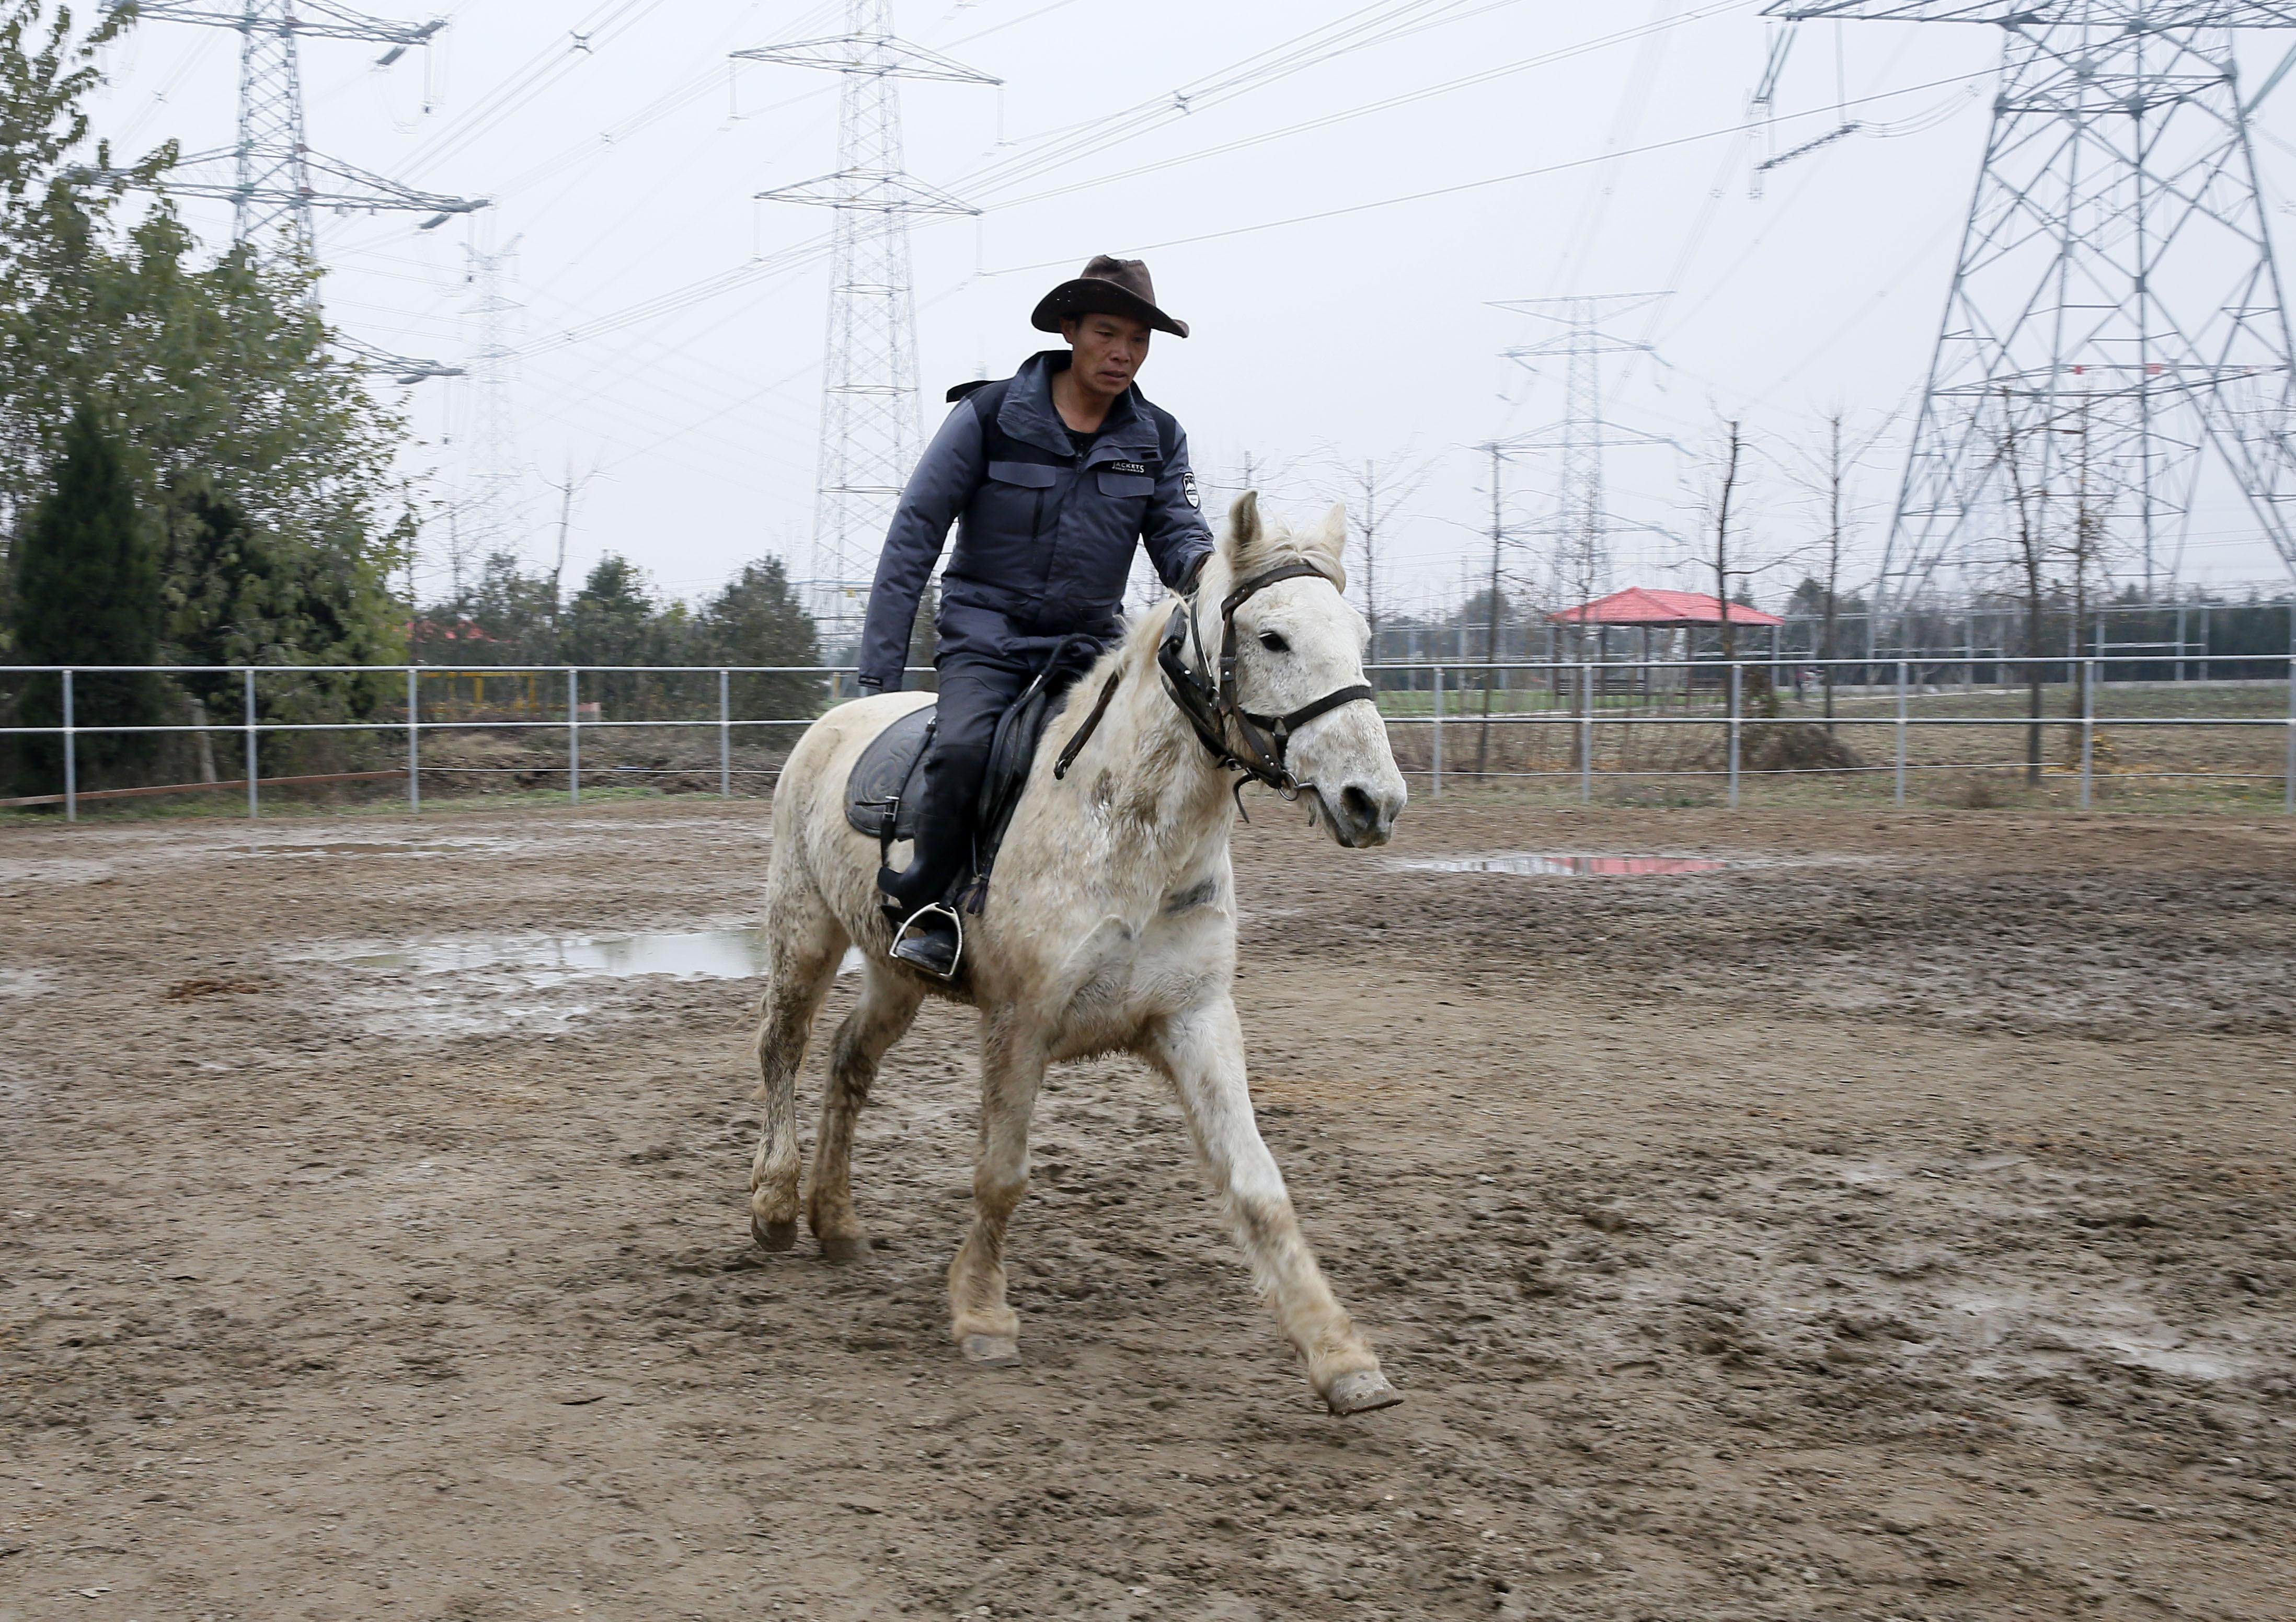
top-left (889, 901), bottom-right (963, 980)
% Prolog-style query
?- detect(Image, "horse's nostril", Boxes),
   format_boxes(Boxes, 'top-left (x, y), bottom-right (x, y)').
top-left (1341, 785), bottom-right (1378, 830)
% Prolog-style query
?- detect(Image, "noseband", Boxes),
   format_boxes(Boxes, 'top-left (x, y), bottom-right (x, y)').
top-left (1053, 560), bottom-right (1376, 798)
top-left (1162, 560), bottom-right (1378, 798)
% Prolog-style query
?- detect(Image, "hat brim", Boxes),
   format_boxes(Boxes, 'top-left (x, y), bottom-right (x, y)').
top-left (1031, 279), bottom-right (1189, 339)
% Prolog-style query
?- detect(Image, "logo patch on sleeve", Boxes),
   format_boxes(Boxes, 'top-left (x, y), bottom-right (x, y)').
top-left (1183, 473), bottom-right (1200, 508)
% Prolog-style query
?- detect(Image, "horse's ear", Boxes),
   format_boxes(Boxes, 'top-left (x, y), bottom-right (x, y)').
top-left (1221, 490), bottom-right (1264, 568)
top-left (1305, 502), bottom-right (1349, 591)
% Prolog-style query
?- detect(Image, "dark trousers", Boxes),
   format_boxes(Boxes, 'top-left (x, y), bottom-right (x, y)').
top-left (879, 656), bottom-right (1033, 913)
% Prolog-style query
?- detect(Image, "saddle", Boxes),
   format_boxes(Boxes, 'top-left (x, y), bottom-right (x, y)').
top-left (842, 654), bottom-right (1085, 912)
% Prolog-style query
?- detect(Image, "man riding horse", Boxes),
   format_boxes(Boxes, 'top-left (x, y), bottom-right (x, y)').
top-left (857, 255), bottom-right (1213, 978)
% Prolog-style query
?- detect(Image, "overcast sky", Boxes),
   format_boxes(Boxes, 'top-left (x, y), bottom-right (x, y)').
top-left (83, 0), bottom-right (2296, 616)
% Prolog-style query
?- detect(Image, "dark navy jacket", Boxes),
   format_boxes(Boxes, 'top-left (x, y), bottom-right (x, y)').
top-left (855, 350), bottom-right (1214, 691)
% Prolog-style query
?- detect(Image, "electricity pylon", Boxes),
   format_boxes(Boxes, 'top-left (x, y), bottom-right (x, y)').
top-left (463, 234), bottom-right (525, 561)
top-left (1770, 1), bottom-right (2296, 613)
top-left (1493, 293), bottom-right (1680, 619)
top-left (737, 1), bottom-right (996, 646)
top-left (112, 1), bottom-right (486, 381)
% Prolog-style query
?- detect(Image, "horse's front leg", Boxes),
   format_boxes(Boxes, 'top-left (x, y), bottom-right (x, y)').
top-left (946, 1010), bottom-right (1045, 1366)
top-left (1145, 999), bottom-right (1400, 1415)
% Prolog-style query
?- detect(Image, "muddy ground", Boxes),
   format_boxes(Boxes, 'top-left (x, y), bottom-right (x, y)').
top-left (3, 794), bottom-right (2293, 1622)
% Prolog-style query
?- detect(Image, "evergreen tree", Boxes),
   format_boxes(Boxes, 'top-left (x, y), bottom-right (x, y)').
top-left (162, 487), bottom-right (269, 713)
top-left (9, 401), bottom-right (162, 793)
top-left (459, 550), bottom-right (561, 665)
top-left (154, 483), bottom-right (402, 748)
top-left (410, 550), bottom-right (558, 666)
top-left (565, 555), bottom-right (685, 717)
top-left (695, 556), bottom-right (822, 718)
top-left (566, 556), bottom-right (673, 665)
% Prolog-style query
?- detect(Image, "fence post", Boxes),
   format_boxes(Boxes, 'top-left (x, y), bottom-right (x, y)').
top-left (244, 667), bottom-right (259, 820)
top-left (2080, 657), bottom-right (2095, 811)
top-left (1894, 659), bottom-right (1909, 807)
top-left (1579, 660), bottom-right (1594, 804)
top-left (2286, 653), bottom-right (2294, 817)
top-left (406, 667), bottom-right (421, 814)
top-left (61, 669), bottom-right (76, 824)
top-left (719, 668), bottom-right (732, 799)
top-left (1726, 661), bottom-right (1741, 808)
top-left (1430, 666), bottom-right (1443, 798)
top-left (567, 668), bottom-right (581, 806)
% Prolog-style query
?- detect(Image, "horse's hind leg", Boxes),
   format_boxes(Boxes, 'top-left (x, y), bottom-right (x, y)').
top-left (749, 874), bottom-right (846, 1251)
top-left (807, 963), bottom-right (924, 1261)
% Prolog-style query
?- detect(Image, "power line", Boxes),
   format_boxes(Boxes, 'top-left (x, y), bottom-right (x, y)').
top-left (972, 1), bottom-right (1745, 216)
top-left (981, 64), bottom-right (1997, 277)
top-left (425, 2), bottom-right (1739, 374)
top-left (949, 0), bottom-right (1535, 199)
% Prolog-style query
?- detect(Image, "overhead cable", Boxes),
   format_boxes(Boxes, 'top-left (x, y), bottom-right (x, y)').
top-left (981, 66), bottom-right (1999, 278)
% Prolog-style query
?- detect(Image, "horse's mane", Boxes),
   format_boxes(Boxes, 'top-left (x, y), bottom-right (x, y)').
top-left (1049, 510), bottom-right (1347, 768)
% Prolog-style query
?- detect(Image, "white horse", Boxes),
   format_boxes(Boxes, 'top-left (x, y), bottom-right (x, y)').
top-left (748, 494), bottom-right (1410, 1414)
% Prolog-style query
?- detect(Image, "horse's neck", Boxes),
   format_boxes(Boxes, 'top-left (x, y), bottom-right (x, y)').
top-left (1055, 622), bottom-right (1237, 892)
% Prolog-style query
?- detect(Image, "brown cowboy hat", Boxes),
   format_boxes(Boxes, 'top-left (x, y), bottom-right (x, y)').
top-left (1031, 254), bottom-right (1189, 339)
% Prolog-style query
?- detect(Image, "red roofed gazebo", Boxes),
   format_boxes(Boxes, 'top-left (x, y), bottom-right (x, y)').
top-left (1548, 587), bottom-right (1782, 630)
top-left (1546, 588), bottom-right (1787, 698)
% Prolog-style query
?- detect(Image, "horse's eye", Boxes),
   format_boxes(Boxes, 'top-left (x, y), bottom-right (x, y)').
top-left (1258, 630), bottom-right (1289, 654)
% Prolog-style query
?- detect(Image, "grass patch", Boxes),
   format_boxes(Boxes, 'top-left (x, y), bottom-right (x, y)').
top-left (0, 781), bottom-right (709, 828)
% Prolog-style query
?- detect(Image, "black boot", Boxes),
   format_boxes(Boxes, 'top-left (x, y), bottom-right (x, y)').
top-left (889, 902), bottom-right (962, 979)
top-left (878, 741), bottom-right (989, 979)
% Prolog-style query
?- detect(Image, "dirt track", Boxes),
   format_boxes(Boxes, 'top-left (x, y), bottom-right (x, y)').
top-left (3, 795), bottom-right (2293, 1621)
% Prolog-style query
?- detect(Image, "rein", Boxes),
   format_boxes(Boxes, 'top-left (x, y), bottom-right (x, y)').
top-left (1054, 559), bottom-right (1375, 801)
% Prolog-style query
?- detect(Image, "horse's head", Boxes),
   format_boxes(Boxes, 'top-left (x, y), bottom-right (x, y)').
top-left (1207, 493), bottom-right (1408, 848)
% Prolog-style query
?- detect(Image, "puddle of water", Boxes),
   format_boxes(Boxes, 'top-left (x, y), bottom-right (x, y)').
top-left (228, 838), bottom-right (521, 860)
top-left (1395, 852), bottom-right (1733, 877)
top-left (1941, 1286), bottom-right (2246, 1381)
top-left (341, 929), bottom-right (774, 980)
top-left (0, 858), bottom-right (116, 887)
top-left (303, 930), bottom-right (864, 1037)
top-left (233, 841), bottom-right (448, 857)
top-left (2111, 1345), bottom-right (2238, 1381)
top-left (323, 931), bottom-right (866, 985)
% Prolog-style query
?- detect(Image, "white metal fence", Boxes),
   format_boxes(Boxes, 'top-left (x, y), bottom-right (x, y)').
top-left (3, 655), bottom-right (2291, 820)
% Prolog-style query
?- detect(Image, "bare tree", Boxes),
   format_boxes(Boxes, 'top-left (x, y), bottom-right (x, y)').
top-left (2058, 385), bottom-right (2113, 729)
top-left (1706, 419), bottom-right (1748, 662)
top-left (1339, 451), bottom-right (1432, 679)
top-left (1817, 414), bottom-right (1845, 720)
top-left (1788, 407), bottom-right (1889, 725)
top-left (544, 460), bottom-right (606, 629)
top-left (1686, 418), bottom-right (1810, 717)
top-left (1475, 443), bottom-right (1518, 776)
top-left (1993, 389), bottom-right (2051, 785)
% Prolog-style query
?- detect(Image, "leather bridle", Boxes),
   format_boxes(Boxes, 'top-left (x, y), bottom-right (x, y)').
top-left (1055, 559), bottom-right (1374, 801)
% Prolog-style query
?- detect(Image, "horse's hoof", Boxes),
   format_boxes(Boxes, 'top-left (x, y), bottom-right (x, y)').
top-left (753, 1217), bottom-right (798, 1252)
top-left (1323, 1370), bottom-right (1403, 1415)
top-left (960, 1334), bottom-right (1021, 1367)
top-left (818, 1235), bottom-right (870, 1263)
